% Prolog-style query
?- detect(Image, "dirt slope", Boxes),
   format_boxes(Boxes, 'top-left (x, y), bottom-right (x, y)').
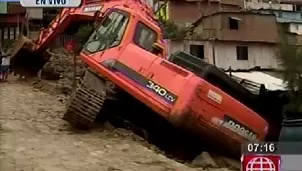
top-left (0, 77), bottom-right (233, 171)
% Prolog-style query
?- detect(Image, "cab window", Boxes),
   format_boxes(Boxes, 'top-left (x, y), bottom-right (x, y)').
top-left (133, 22), bottom-right (158, 53)
top-left (84, 10), bottom-right (129, 53)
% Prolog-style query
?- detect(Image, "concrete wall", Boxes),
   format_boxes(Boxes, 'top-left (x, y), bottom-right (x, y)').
top-left (167, 40), bottom-right (280, 70)
top-left (289, 23), bottom-right (302, 35)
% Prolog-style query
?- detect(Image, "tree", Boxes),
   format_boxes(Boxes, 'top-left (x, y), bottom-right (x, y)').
top-left (74, 24), bottom-right (95, 50)
top-left (277, 30), bottom-right (302, 116)
top-left (159, 20), bottom-right (187, 40)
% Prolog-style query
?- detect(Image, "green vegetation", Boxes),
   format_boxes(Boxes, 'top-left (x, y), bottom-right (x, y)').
top-left (73, 24), bottom-right (95, 50)
top-left (277, 31), bottom-right (302, 116)
top-left (159, 20), bottom-right (187, 40)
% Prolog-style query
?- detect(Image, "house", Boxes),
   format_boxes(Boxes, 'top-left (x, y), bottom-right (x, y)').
top-left (154, 0), bottom-right (243, 26)
top-left (0, 2), bottom-right (43, 42)
top-left (167, 12), bottom-right (280, 70)
top-left (154, 0), bottom-right (294, 25)
top-left (0, 2), bottom-right (26, 41)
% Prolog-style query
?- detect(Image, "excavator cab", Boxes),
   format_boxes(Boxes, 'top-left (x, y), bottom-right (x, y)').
top-left (81, 6), bottom-right (166, 64)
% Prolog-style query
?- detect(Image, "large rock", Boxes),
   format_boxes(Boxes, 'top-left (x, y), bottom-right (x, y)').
top-left (41, 66), bottom-right (60, 80)
top-left (191, 152), bottom-right (218, 168)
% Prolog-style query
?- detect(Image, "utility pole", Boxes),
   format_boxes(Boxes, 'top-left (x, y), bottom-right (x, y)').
top-left (25, 9), bottom-right (30, 37)
top-left (17, 13), bottom-right (20, 37)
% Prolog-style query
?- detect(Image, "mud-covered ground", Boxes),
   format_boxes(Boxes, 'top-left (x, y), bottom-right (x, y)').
top-left (0, 76), bottom-right (236, 171)
top-left (0, 48), bottom-right (239, 171)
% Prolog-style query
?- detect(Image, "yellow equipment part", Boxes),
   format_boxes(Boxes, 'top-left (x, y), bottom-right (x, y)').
top-left (155, 2), bottom-right (169, 21)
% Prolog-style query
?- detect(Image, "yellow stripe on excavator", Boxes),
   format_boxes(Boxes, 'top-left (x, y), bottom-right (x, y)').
top-left (155, 3), bottom-right (169, 21)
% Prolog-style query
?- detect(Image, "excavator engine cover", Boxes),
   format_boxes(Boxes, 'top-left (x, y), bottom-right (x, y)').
top-left (168, 51), bottom-right (259, 113)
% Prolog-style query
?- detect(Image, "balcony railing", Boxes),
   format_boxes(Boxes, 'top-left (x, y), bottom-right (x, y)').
top-left (244, 1), bottom-right (293, 11)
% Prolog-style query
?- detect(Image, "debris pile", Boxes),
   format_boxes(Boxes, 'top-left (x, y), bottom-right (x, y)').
top-left (36, 48), bottom-right (86, 94)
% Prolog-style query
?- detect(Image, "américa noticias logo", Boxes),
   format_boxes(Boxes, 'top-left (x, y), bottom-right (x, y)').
top-left (242, 155), bottom-right (281, 171)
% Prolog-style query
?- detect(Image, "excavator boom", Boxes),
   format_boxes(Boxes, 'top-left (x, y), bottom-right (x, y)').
top-left (10, 0), bottom-right (159, 76)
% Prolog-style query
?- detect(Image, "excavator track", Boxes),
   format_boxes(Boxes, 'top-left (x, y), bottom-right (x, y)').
top-left (63, 69), bottom-right (107, 128)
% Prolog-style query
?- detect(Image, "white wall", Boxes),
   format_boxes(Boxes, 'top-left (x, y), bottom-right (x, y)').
top-left (26, 8), bottom-right (43, 19)
top-left (211, 42), bottom-right (279, 70)
top-left (168, 40), bottom-right (280, 70)
top-left (168, 40), bottom-right (185, 55)
top-left (289, 23), bottom-right (302, 35)
top-left (244, 1), bottom-right (293, 11)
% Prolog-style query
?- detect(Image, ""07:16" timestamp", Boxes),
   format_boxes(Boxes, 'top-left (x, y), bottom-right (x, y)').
top-left (245, 142), bottom-right (277, 154)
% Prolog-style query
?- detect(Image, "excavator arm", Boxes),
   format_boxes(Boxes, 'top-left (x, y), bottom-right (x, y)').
top-left (35, 5), bottom-right (104, 51)
top-left (35, 0), bottom-right (156, 51)
top-left (9, 0), bottom-right (140, 76)
top-left (9, 0), bottom-right (162, 77)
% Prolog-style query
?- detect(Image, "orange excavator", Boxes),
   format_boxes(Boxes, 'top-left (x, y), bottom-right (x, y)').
top-left (10, 0), bottom-right (270, 157)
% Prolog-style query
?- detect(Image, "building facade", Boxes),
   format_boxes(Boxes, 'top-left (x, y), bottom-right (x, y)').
top-left (155, 0), bottom-right (243, 26)
top-left (256, 9), bottom-right (302, 35)
top-left (167, 12), bottom-right (280, 70)
top-left (0, 2), bottom-right (43, 43)
top-left (0, 2), bottom-right (25, 41)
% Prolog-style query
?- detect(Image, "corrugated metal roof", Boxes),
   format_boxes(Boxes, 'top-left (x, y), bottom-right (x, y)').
top-left (230, 72), bottom-right (287, 91)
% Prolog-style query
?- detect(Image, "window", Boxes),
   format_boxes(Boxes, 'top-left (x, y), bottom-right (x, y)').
top-left (229, 17), bottom-right (239, 30)
top-left (9, 27), bottom-right (15, 40)
top-left (189, 44), bottom-right (204, 59)
top-left (3, 28), bottom-right (8, 39)
top-left (133, 22), bottom-right (157, 53)
top-left (16, 27), bottom-right (20, 37)
top-left (236, 46), bottom-right (248, 60)
top-left (84, 10), bottom-right (129, 53)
